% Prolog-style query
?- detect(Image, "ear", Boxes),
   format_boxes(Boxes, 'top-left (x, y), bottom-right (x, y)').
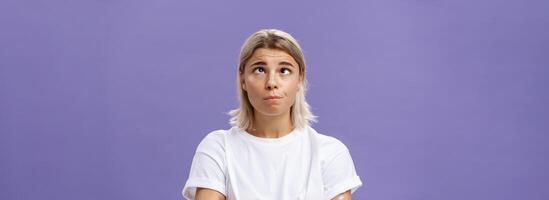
top-left (239, 71), bottom-right (247, 91)
top-left (298, 75), bottom-right (304, 91)
top-left (242, 81), bottom-right (247, 91)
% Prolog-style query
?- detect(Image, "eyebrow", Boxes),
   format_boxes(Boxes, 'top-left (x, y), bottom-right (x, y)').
top-left (248, 61), bottom-right (296, 68)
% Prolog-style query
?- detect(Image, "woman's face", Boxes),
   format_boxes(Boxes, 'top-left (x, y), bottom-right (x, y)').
top-left (241, 48), bottom-right (302, 118)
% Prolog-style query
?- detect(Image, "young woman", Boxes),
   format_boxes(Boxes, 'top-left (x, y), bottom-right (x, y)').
top-left (182, 29), bottom-right (362, 200)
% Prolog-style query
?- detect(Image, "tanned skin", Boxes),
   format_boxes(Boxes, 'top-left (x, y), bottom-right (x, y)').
top-left (194, 188), bottom-right (352, 200)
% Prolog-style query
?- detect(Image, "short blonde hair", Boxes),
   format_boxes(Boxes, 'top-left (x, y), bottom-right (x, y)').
top-left (228, 29), bottom-right (317, 130)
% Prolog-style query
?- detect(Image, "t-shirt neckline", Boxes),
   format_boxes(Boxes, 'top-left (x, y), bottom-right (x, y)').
top-left (236, 126), bottom-right (302, 145)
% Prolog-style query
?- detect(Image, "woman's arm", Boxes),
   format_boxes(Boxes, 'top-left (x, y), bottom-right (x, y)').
top-left (195, 187), bottom-right (226, 200)
top-left (331, 190), bottom-right (352, 200)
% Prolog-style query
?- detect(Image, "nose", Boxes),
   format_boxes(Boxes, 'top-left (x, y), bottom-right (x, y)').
top-left (266, 73), bottom-right (278, 90)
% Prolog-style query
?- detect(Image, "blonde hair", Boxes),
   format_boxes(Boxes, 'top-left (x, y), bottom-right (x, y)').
top-left (228, 29), bottom-right (317, 130)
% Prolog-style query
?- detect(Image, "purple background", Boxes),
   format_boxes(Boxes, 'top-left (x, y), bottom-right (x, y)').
top-left (1, 0), bottom-right (548, 199)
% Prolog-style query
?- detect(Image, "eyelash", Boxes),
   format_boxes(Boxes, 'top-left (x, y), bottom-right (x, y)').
top-left (253, 67), bottom-right (292, 74)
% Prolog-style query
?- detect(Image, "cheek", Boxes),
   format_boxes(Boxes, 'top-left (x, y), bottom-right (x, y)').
top-left (245, 74), bottom-right (258, 82)
top-left (245, 74), bottom-right (265, 86)
top-left (245, 76), bottom-right (257, 88)
top-left (287, 77), bottom-right (301, 92)
top-left (244, 76), bottom-right (262, 98)
top-left (284, 80), bottom-right (300, 101)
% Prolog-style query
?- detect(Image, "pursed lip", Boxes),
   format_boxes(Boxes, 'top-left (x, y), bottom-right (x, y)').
top-left (264, 95), bottom-right (282, 100)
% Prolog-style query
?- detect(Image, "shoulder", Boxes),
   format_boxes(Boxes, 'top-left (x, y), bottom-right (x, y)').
top-left (310, 128), bottom-right (350, 156)
top-left (309, 128), bottom-right (363, 197)
top-left (306, 127), bottom-right (352, 165)
top-left (195, 128), bottom-right (230, 154)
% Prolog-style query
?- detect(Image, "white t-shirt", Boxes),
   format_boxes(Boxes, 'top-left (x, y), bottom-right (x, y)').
top-left (182, 125), bottom-right (362, 200)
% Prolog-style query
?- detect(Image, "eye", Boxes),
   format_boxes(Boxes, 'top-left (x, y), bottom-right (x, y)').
top-left (281, 67), bottom-right (292, 75)
top-left (253, 66), bottom-right (265, 74)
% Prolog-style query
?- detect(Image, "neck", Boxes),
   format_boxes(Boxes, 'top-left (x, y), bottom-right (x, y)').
top-left (247, 110), bottom-right (294, 138)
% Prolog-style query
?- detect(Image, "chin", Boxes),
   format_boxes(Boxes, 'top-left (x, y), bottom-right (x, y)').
top-left (257, 108), bottom-right (289, 117)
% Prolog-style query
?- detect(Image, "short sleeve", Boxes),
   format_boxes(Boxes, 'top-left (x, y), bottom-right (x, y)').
top-left (320, 139), bottom-right (363, 199)
top-left (182, 131), bottom-right (227, 199)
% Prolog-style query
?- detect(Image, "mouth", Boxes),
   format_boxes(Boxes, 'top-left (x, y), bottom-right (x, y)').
top-left (264, 95), bottom-right (282, 100)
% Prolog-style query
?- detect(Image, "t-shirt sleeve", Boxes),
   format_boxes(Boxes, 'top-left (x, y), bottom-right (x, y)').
top-left (321, 138), bottom-right (363, 199)
top-left (182, 131), bottom-right (227, 200)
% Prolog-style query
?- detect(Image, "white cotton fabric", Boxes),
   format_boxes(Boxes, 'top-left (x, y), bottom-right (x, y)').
top-left (182, 125), bottom-right (362, 200)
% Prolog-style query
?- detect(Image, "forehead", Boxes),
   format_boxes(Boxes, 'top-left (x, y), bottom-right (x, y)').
top-left (247, 48), bottom-right (297, 64)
